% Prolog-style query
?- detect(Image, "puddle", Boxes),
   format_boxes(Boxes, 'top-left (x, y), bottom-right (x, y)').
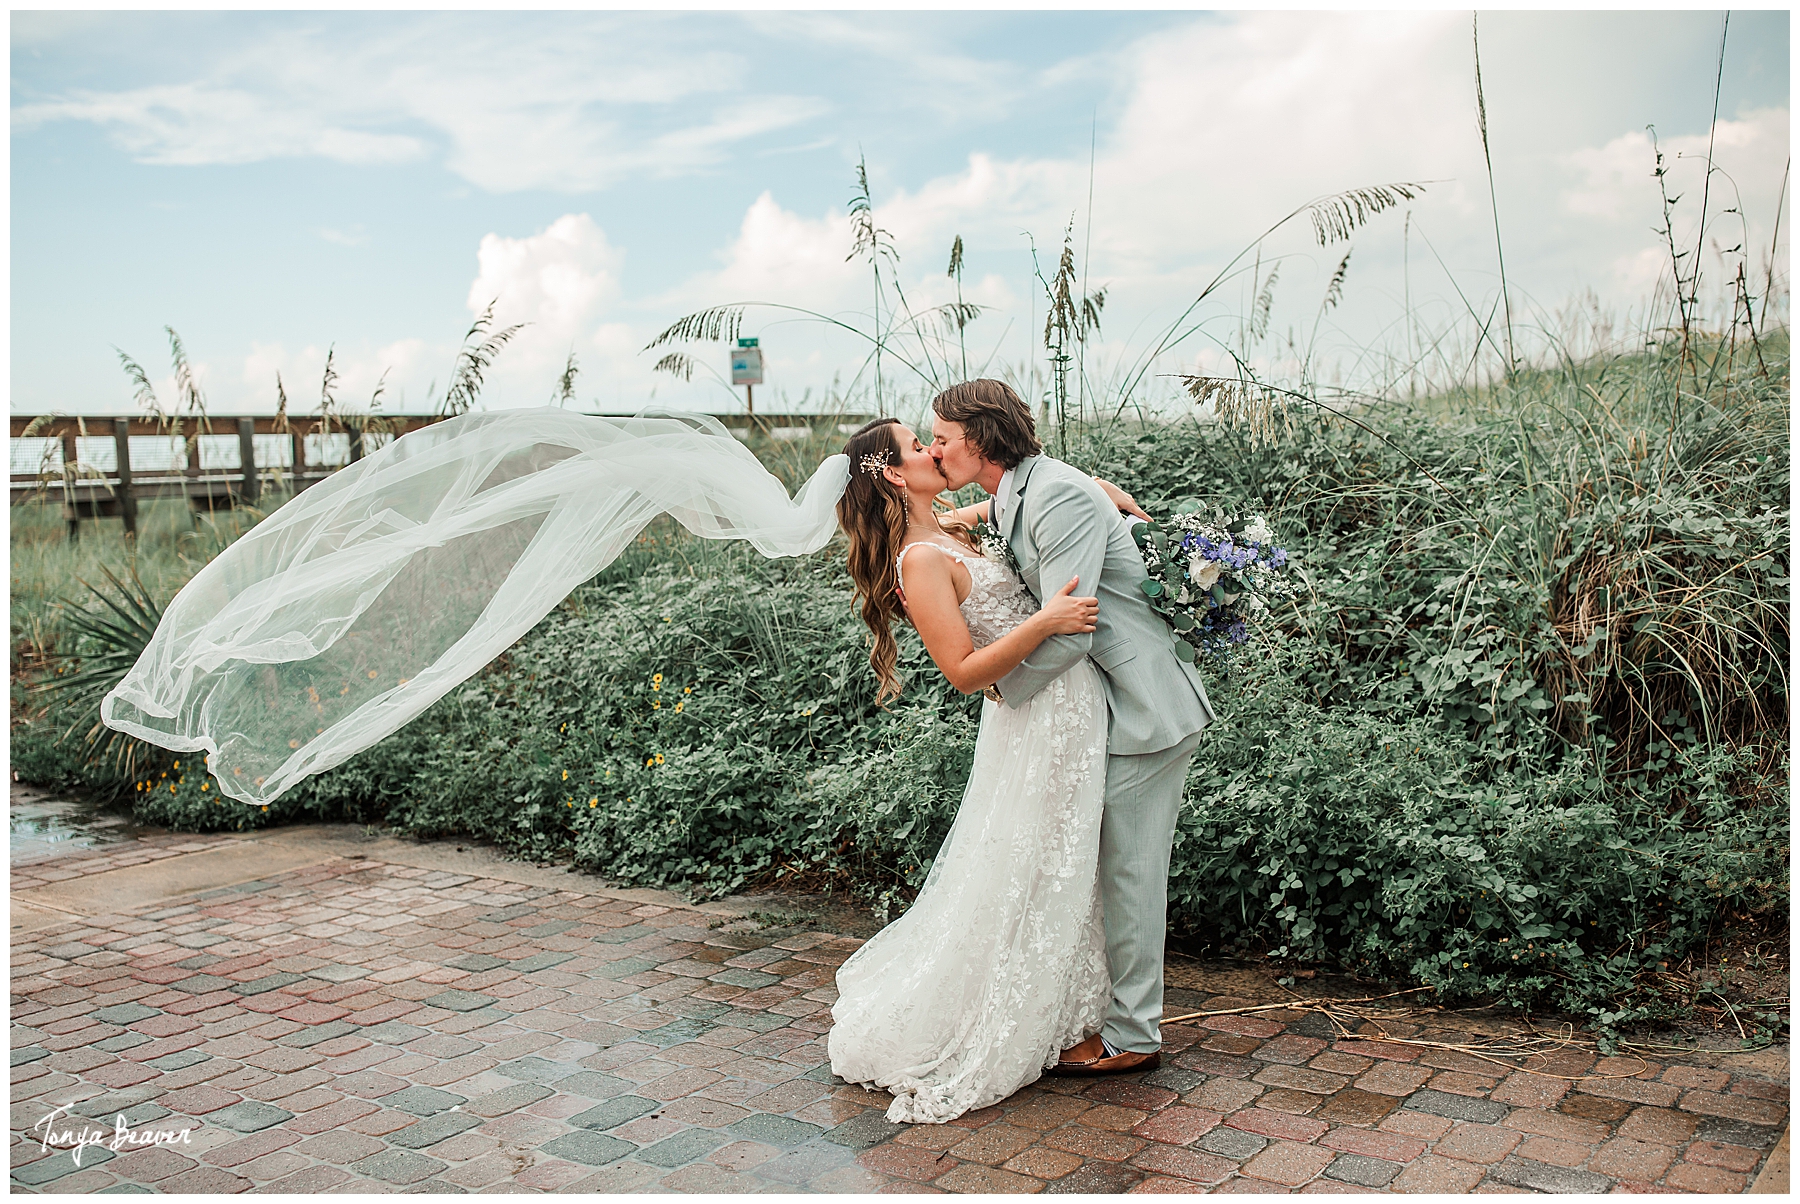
top-left (10, 781), bottom-right (143, 865)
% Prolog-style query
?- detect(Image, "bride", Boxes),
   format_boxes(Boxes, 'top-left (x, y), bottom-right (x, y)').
top-left (96, 403), bottom-right (1137, 1125)
top-left (826, 418), bottom-right (1116, 1125)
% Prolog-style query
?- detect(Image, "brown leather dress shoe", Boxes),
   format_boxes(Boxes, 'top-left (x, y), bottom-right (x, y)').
top-left (1051, 1033), bottom-right (1162, 1077)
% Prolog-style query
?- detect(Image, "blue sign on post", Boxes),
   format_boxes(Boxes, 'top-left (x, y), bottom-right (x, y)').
top-left (730, 337), bottom-right (763, 417)
top-left (730, 338), bottom-right (763, 386)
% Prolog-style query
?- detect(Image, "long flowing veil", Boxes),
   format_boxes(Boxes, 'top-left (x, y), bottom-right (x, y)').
top-left (101, 407), bottom-right (851, 806)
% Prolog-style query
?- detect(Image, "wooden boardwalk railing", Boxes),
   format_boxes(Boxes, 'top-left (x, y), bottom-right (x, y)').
top-left (9, 414), bottom-right (449, 538)
top-left (10, 412), bottom-right (867, 538)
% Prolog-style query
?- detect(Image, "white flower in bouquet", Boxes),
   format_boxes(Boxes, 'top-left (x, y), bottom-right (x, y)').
top-left (1188, 556), bottom-right (1223, 591)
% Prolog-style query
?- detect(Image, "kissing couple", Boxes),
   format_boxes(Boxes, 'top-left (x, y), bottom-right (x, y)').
top-left (826, 379), bottom-right (1217, 1124)
top-left (98, 373), bottom-right (1214, 1129)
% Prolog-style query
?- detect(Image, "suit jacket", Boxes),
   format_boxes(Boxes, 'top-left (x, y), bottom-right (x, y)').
top-left (994, 454), bottom-right (1215, 755)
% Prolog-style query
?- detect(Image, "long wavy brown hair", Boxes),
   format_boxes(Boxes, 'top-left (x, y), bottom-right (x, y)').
top-left (836, 419), bottom-right (978, 705)
top-left (838, 420), bottom-right (911, 705)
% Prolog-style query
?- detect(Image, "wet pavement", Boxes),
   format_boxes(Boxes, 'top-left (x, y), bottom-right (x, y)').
top-left (9, 823), bottom-right (1790, 1193)
top-left (10, 784), bottom-right (142, 867)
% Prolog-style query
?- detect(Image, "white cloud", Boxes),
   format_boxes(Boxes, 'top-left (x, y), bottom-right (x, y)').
top-left (14, 84), bottom-right (428, 167)
top-left (468, 214), bottom-right (623, 342)
top-left (14, 17), bottom-right (826, 192)
top-left (1563, 107), bottom-right (1789, 226)
top-left (461, 214), bottom-right (661, 408)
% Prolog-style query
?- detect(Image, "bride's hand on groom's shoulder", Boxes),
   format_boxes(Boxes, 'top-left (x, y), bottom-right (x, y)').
top-left (1093, 476), bottom-right (1151, 521)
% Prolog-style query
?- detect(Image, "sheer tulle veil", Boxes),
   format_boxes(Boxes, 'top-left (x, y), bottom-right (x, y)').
top-left (100, 407), bottom-right (851, 806)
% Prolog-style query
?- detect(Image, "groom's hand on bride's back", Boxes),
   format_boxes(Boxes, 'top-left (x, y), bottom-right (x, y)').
top-left (1040, 577), bottom-right (1099, 635)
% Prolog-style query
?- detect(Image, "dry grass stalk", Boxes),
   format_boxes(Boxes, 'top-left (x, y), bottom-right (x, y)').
top-left (1163, 993), bottom-right (1681, 1081)
top-left (646, 305), bottom-right (744, 352)
top-left (440, 300), bottom-right (525, 417)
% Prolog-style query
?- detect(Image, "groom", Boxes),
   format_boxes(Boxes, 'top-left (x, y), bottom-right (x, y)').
top-left (930, 379), bottom-right (1216, 1075)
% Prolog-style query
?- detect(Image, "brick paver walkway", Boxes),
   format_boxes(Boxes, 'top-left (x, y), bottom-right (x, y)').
top-left (11, 839), bottom-right (1789, 1193)
top-left (12, 829), bottom-right (239, 878)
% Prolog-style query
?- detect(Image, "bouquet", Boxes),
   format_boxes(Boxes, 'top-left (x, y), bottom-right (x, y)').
top-left (1133, 510), bottom-right (1295, 665)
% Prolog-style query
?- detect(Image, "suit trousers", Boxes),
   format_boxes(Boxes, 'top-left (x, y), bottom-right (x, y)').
top-left (1097, 730), bottom-right (1204, 1053)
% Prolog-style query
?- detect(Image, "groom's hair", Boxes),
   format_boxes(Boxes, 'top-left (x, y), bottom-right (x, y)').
top-left (931, 379), bottom-right (1041, 469)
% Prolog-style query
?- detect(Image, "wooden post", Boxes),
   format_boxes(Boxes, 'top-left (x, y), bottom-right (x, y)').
top-left (349, 426), bottom-right (364, 464)
top-left (61, 430), bottom-right (80, 541)
top-left (114, 418), bottom-right (137, 537)
top-left (291, 426), bottom-right (306, 493)
top-left (238, 418), bottom-right (259, 504)
top-left (746, 384), bottom-right (754, 418)
top-left (185, 424), bottom-right (203, 525)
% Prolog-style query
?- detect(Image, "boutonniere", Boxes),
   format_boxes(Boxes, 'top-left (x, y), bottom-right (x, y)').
top-left (971, 519), bottom-right (1019, 574)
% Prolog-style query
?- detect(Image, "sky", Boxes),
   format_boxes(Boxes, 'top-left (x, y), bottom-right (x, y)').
top-left (11, 8), bottom-right (1791, 420)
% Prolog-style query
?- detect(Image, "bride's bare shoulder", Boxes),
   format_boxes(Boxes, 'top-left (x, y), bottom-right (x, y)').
top-left (898, 542), bottom-right (958, 573)
top-left (898, 542), bottom-right (974, 600)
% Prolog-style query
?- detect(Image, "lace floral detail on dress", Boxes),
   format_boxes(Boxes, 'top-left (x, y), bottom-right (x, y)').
top-left (832, 544), bottom-right (1110, 1124)
top-left (895, 541), bottom-right (1038, 649)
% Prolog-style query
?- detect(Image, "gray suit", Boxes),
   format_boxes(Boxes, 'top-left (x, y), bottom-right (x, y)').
top-left (994, 454), bottom-right (1215, 1052)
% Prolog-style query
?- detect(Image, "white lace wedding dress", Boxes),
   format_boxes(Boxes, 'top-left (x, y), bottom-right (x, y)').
top-left (827, 542), bottom-right (1112, 1124)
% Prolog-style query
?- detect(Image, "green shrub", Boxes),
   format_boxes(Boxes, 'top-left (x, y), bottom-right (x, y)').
top-left (1169, 648), bottom-right (1787, 1024)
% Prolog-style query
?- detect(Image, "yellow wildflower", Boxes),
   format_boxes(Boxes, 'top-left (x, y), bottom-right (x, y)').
top-left (654, 753), bottom-right (664, 766)
top-left (589, 799), bottom-right (598, 808)
top-left (562, 769), bottom-right (569, 780)
top-left (674, 702), bottom-right (683, 713)
top-left (368, 670), bottom-right (378, 679)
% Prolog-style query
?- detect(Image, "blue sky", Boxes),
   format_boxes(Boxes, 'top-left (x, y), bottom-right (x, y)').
top-left (11, 9), bottom-right (1790, 419)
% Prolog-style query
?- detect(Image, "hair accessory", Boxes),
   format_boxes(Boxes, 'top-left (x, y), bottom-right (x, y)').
top-left (859, 452), bottom-right (891, 476)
